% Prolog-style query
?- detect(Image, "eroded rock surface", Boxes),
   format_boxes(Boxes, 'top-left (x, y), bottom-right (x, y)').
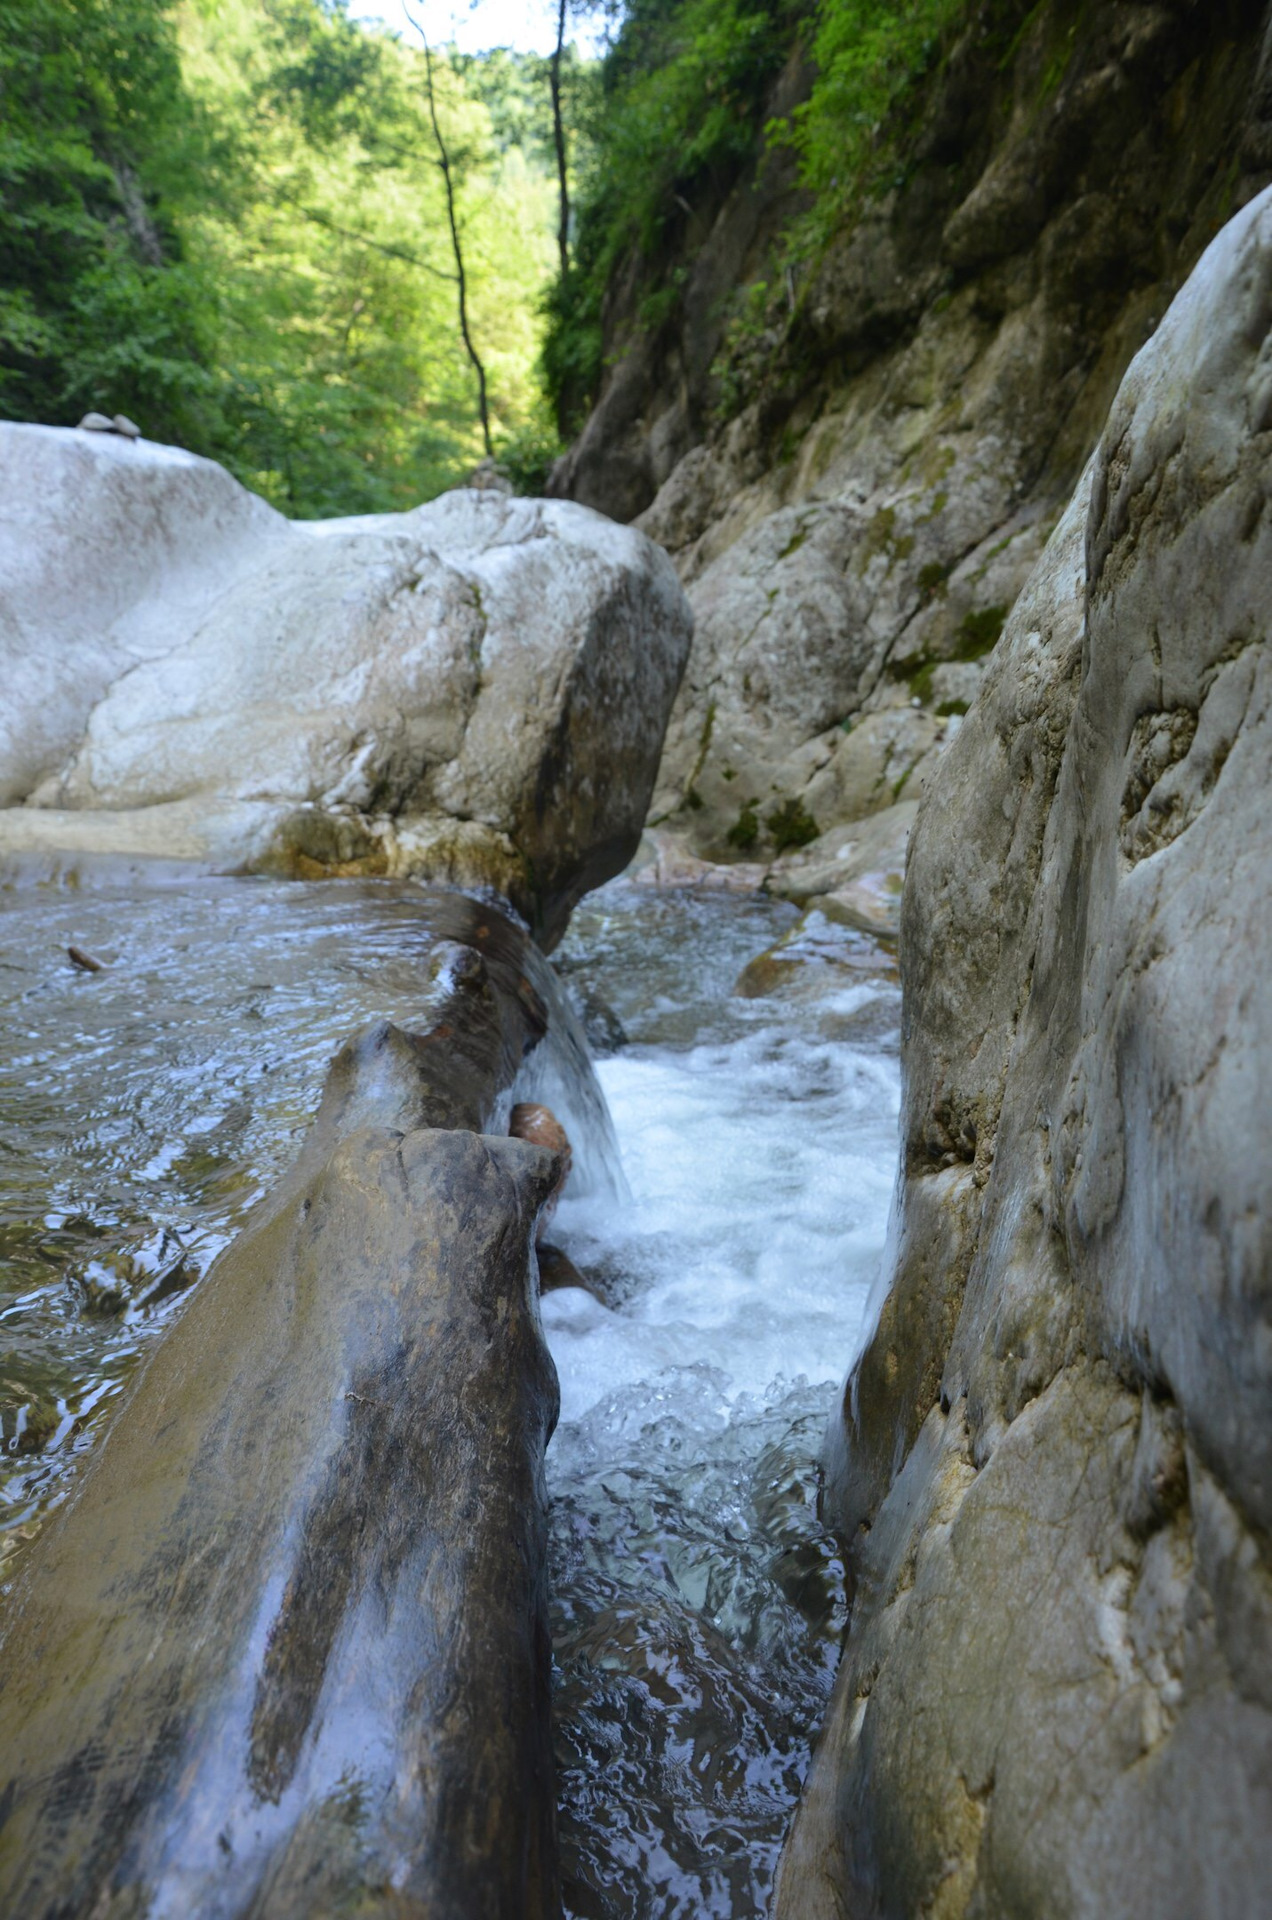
top-left (0, 892), bottom-right (574, 1919)
top-left (0, 427), bottom-right (693, 948)
top-left (551, 1), bottom-right (1272, 867)
top-left (776, 187), bottom-right (1272, 1919)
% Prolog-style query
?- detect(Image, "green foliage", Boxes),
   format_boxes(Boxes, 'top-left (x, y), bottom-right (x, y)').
top-left (1, 0), bottom-right (560, 516)
top-left (726, 800), bottom-right (761, 851)
top-left (778, 0), bottom-right (967, 211)
top-left (495, 411), bottom-right (563, 493)
top-left (955, 603), bottom-right (1007, 655)
top-left (766, 796), bottom-right (819, 853)
top-left (0, 0), bottom-right (222, 444)
top-left (544, 0), bottom-right (807, 431)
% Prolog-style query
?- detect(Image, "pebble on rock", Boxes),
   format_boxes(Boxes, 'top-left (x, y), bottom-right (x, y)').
top-left (509, 1102), bottom-right (571, 1242)
top-left (74, 413), bottom-right (141, 439)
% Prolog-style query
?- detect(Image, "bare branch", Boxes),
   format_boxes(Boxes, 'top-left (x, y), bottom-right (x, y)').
top-left (402, 3), bottom-right (493, 459)
top-left (550, 0), bottom-right (570, 282)
top-left (276, 191), bottom-right (456, 281)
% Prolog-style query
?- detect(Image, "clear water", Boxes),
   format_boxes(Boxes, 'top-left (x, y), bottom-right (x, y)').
top-left (544, 881), bottom-right (900, 1918)
top-left (0, 866), bottom-right (901, 1915)
top-left (0, 869), bottom-right (458, 1566)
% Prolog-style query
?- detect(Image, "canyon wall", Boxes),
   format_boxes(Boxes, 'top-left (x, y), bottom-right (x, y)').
top-left (552, 0), bottom-right (1272, 887)
top-left (774, 181), bottom-right (1272, 1920)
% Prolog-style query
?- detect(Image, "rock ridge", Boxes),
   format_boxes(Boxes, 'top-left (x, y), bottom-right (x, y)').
top-left (774, 183), bottom-right (1272, 1920)
top-left (0, 426), bottom-right (694, 949)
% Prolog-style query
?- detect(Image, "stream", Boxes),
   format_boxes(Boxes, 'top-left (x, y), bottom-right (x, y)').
top-left (0, 865), bottom-right (901, 1917)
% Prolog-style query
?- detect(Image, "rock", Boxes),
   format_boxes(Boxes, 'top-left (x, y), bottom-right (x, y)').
top-left (510, 1100), bottom-right (572, 1242)
top-left (776, 189), bottom-right (1272, 1919)
top-left (733, 908), bottom-right (896, 1001)
top-left (0, 889), bottom-right (575, 1918)
top-left (570, 982), bottom-right (628, 1055)
top-left (549, 8), bottom-right (1272, 866)
top-left (111, 413), bottom-right (142, 439)
top-left (0, 427), bottom-right (693, 949)
top-left (765, 800), bottom-right (916, 929)
top-left (75, 412), bottom-right (115, 431)
top-left (629, 826), bottom-right (767, 892)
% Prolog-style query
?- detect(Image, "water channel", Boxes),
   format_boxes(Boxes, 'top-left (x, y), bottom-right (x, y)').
top-left (0, 864), bottom-right (901, 1917)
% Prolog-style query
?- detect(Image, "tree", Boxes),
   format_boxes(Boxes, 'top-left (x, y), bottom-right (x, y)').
top-left (550, 0), bottom-right (571, 281)
top-left (404, 3), bottom-right (493, 459)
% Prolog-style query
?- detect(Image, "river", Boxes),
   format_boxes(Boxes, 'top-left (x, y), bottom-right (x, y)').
top-left (0, 864), bottom-right (900, 1917)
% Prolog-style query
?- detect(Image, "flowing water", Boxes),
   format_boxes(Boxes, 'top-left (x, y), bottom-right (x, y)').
top-left (0, 864), bottom-right (901, 1915)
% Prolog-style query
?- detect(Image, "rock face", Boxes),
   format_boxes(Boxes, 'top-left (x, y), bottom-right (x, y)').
top-left (0, 892), bottom-right (574, 1919)
top-left (551, 0), bottom-right (1272, 868)
top-left (0, 426), bottom-right (693, 948)
top-left (775, 188), bottom-right (1272, 1919)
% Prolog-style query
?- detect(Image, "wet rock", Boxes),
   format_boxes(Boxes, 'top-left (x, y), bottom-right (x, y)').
top-left (766, 801), bottom-right (915, 938)
top-left (601, 11), bottom-right (1272, 864)
top-left (629, 826), bottom-right (766, 892)
top-left (571, 983), bottom-right (628, 1056)
top-left (0, 430), bottom-right (693, 949)
top-left (733, 909), bottom-right (896, 1001)
top-left (777, 188), bottom-right (1272, 1920)
top-left (536, 1241), bottom-right (600, 1299)
top-left (511, 1100), bottom-right (572, 1243)
top-left (0, 891), bottom-right (576, 1918)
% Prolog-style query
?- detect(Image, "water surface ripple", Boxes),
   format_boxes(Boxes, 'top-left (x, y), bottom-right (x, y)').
top-left (0, 868), bottom-right (900, 1916)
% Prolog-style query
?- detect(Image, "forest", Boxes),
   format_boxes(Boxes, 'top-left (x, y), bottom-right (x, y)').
top-left (0, 0), bottom-right (964, 515)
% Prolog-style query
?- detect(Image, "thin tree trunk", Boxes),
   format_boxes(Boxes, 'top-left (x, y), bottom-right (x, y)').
top-left (407, 8), bottom-right (493, 459)
top-left (550, 0), bottom-right (570, 282)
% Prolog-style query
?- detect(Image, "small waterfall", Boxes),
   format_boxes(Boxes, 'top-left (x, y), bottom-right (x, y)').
top-left (510, 962), bottom-right (630, 1203)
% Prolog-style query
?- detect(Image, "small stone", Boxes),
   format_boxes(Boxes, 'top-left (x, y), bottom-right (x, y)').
top-left (112, 415), bottom-right (142, 440)
top-left (77, 413), bottom-right (114, 433)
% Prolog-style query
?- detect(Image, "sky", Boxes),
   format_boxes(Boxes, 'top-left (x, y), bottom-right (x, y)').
top-left (350, 0), bottom-right (610, 57)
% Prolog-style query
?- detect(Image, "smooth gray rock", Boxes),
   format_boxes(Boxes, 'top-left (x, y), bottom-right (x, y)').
top-left (777, 187), bottom-right (1272, 1920)
top-left (0, 892), bottom-right (575, 1918)
top-left (0, 427), bottom-right (693, 948)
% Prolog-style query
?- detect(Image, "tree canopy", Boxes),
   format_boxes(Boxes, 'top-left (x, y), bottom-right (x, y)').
top-left (0, 0), bottom-right (563, 514)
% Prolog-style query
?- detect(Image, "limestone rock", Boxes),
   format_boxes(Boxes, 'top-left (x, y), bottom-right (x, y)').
top-left (766, 800), bottom-right (915, 938)
top-left (556, 6), bottom-right (1272, 865)
top-left (0, 890), bottom-right (575, 1919)
top-left (0, 426), bottom-right (693, 948)
top-left (777, 188), bottom-right (1272, 1919)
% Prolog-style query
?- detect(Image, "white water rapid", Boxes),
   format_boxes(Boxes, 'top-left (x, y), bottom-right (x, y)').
top-left (535, 877), bottom-right (901, 1918)
top-left (0, 867), bottom-right (900, 1917)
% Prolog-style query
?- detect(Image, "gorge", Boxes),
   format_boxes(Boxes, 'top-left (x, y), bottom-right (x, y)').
top-left (2, 0), bottom-right (1271, 1914)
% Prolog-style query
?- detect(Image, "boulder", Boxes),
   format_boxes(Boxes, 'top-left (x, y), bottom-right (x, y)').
top-left (776, 188), bottom-right (1272, 1917)
top-left (0, 891), bottom-right (577, 1918)
top-left (0, 426), bottom-right (693, 948)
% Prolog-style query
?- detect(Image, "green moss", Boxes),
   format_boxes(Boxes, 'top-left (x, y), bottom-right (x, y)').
top-left (722, 764), bottom-right (737, 781)
top-left (918, 560), bottom-right (949, 599)
top-left (892, 766), bottom-right (914, 801)
top-left (767, 796), bottom-right (819, 854)
top-left (779, 523), bottom-right (808, 560)
top-left (726, 800), bottom-right (761, 851)
top-left (686, 787), bottom-right (705, 811)
top-left (907, 659), bottom-right (936, 703)
top-left (955, 604), bottom-right (1007, 658)
top-left (936, 697), bottom-right (969, 717)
